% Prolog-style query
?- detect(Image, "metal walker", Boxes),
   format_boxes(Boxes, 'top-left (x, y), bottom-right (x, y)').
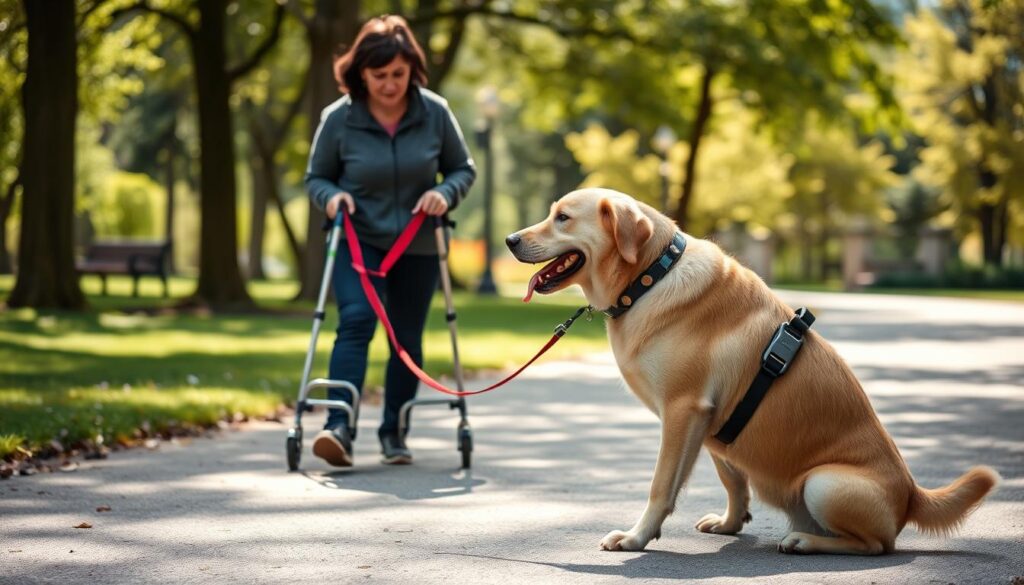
top-left (286, 214), bottom-right (472, 471)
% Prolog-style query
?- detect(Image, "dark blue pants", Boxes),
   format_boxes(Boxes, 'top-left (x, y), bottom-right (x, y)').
top-left (325, 239), bottom-right (439, 439)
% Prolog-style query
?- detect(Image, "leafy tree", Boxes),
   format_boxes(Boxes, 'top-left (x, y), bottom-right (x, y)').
top-left (683, 103), bottom-right (795, 236)
top-left (286, 0), bottom-right (360, 300)
top-left (565, 101), bottom-right (795, 236)
top-left (91, 173), bottom-right (166, 238)
top-left (230, 6), bottom-right (309, 280)
top-left (103, 29), bottom-right (194, 272)
top-left (901, 1), bottom-right (1024, 266)
top-left (784, 116), bottom-right (899, 279)
top-left (565, 125), bottom-right (664, 206)
top-left (107, 0), bottom-right (285, 308)
top-left (480, 0), bottom-right (902, 231)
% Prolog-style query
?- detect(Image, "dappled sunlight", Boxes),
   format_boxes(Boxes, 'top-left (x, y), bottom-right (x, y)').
top-left (2, 292), bottom-right (1021, 583)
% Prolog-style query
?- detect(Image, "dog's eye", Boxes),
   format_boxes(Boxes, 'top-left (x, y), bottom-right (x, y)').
top-left (555, 213), bottom-right (570, 223)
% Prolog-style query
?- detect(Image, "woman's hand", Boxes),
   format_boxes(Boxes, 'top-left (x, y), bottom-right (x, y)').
top-left (326, 192), bottom-right (355, 219)
top-left (412, 190), bottom-right (449, 216)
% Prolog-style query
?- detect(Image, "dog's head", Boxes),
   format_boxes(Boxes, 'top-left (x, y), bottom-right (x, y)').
top-left (506, 188), bottom-right (658, 304)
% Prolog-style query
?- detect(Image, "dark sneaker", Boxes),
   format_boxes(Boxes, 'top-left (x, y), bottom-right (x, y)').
top-left (312, 425), bottom-right (352, 467)
top-left (380, 433), bottom-right (412, 465)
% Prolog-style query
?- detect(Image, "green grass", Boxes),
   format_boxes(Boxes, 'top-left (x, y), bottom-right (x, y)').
top-left (0, 274), bottom-right (608, 458)
top-left (12, 271), bottom-right (1016, 460)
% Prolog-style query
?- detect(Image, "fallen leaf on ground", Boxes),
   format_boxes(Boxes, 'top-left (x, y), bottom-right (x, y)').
top-left (74, 522), bottom-right (92, 529)
top-left (59, 461), bottom-right (79, 472)
top-left (96, 505), bottom-right (112, 512)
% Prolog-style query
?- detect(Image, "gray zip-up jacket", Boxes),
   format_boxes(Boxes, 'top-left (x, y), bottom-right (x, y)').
top-left (305, 87), bottom-right (477, 255)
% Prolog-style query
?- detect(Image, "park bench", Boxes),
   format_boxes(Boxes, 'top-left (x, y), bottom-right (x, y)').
top-left (76, 241), bottom-right (172, 297)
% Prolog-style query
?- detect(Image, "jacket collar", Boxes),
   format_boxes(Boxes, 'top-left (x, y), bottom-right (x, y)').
top-left (602, 232), bottom-right (687, 319)
top-left (346, 86), bottom-right (427, 134)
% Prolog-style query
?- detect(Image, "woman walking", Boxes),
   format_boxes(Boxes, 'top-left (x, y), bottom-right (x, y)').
top-left (304, 15), bottom-right (476, 466)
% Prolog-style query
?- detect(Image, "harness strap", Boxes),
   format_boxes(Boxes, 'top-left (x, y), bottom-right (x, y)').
top-left (713, 308), bottom-right (816, 444)
top-left (342, 211), bottom-right (586, 397)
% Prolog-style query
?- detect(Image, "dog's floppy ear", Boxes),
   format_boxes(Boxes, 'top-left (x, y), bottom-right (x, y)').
top-left (599, 197), bottom-right (653, 264)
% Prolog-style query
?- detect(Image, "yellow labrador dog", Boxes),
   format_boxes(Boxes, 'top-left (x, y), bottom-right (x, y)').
top-left (506, 187), bottom-right (998, 555)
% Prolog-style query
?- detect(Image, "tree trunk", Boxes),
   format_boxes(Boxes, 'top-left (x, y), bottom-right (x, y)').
top-left (672, 64), bottom-right (715, 233)
top-left (163, 120), bottom-right (177, 275)
top-left (247, 150), bottom-right (269, 280)
top-left (266, 168), bottom-right (304, 279)
top-left (977, 167), bottom-right (1002, 267)
top-left (977, 204), bottom-right (999, 266)
top-left (411, 0), bottom-right (466, 90)
top-left (0, 171), bottom-right (20, 275)
top-left (7, 0), bottom-right (84, 309)
top-left (797, 214), bottom-right (813, 281)
top-left (818, 194), bottom-right (832, 282)
top-left (993, 194), bottom-right (1008, 266)
top-left (190, 0), bottom-right (252, 307)
top-left (296, 0), bottom-right (360, 301)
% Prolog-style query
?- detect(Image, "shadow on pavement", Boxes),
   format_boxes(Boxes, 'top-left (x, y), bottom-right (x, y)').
top-left (308, 466), bottom-right (487, 500)
top-left (437, 536), bottom-right (1007, 580)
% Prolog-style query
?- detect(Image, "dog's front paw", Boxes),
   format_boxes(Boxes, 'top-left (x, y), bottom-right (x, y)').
top-left (599, 529), bottom-right (647, 551)
top-left (695, 511), bottom-right (750, 535)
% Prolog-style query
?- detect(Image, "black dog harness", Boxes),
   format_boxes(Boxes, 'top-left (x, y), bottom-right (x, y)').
top-left (603, 232), bottom-right (687, 318)
top-left (713, 307), bottom-right (815, 444)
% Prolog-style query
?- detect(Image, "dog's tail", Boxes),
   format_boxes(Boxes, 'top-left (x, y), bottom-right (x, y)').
top-left (906, 466), bottom-right (999, 536)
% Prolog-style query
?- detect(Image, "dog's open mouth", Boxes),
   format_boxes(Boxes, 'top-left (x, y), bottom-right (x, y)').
top-left (523, 250), bottom-right (586, 302)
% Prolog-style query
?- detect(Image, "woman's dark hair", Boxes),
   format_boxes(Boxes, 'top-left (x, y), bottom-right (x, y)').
top-left (333, 15), bottom-right (428, 100)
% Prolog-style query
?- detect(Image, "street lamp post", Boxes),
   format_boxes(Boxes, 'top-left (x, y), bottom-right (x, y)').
top-left (475, 87), bottom-right (500, 295)
top-left (652, 125), bottom-right (677, 215)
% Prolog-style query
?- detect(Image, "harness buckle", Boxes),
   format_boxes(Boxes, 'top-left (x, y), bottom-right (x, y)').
top-left (761, 324), bottom-right (803, 378)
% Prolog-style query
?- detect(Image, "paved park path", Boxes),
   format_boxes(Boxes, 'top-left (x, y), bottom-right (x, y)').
top-left (2, 290), bottom-right (1022, 584)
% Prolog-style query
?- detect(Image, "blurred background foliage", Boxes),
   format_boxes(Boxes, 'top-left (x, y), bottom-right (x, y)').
top-left (0, 0), bottom-right (1022, 308)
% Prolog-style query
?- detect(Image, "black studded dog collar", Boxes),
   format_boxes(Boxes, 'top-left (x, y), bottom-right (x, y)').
top-left (602, 232), bottom-right (687, 319)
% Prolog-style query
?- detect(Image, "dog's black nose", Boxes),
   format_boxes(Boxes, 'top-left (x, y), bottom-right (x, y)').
top-left (505, 233), bottom-right (521, 250)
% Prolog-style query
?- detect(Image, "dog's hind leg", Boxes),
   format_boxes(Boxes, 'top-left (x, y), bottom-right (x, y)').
top-left (600, 399), bottom-right (712, 551)
top-left (778, 465), bottom-right (898, 555)
top-left (695, 453), bottom-right (752, 535)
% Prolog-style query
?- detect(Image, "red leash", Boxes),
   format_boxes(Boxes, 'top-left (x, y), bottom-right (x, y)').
top-left (341, 211), bottom-right (589, 397)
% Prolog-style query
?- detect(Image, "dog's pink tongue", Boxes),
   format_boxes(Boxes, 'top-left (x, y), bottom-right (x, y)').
top-left (523, 273), bottom-right (540, 303)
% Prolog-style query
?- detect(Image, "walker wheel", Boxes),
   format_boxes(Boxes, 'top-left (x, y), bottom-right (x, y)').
top-left (286, 436), bottom-right (301, 471)
top-left (458, 427), bottom-right (473, 469)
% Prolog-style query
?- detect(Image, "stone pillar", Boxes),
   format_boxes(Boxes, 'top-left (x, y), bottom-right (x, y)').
top-left (712, 224), bottom-right (774, 284)
top-left (744, 230), bottom-right (774, 285)
top-left (842, 219), bottom-right (873, 291)
top-left (916, 226), bottom-right (952, 277)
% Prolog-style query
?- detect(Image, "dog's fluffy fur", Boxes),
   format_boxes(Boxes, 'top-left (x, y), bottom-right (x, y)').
top-left (507, 188), bottom-right (999, 555)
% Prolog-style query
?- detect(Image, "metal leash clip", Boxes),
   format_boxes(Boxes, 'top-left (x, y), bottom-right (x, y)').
top-left (554, 305), bottom-right (593, 337)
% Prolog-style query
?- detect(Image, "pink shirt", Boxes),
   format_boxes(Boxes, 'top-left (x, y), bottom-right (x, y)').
top-left (381, 120), bottom-right (399, 137)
